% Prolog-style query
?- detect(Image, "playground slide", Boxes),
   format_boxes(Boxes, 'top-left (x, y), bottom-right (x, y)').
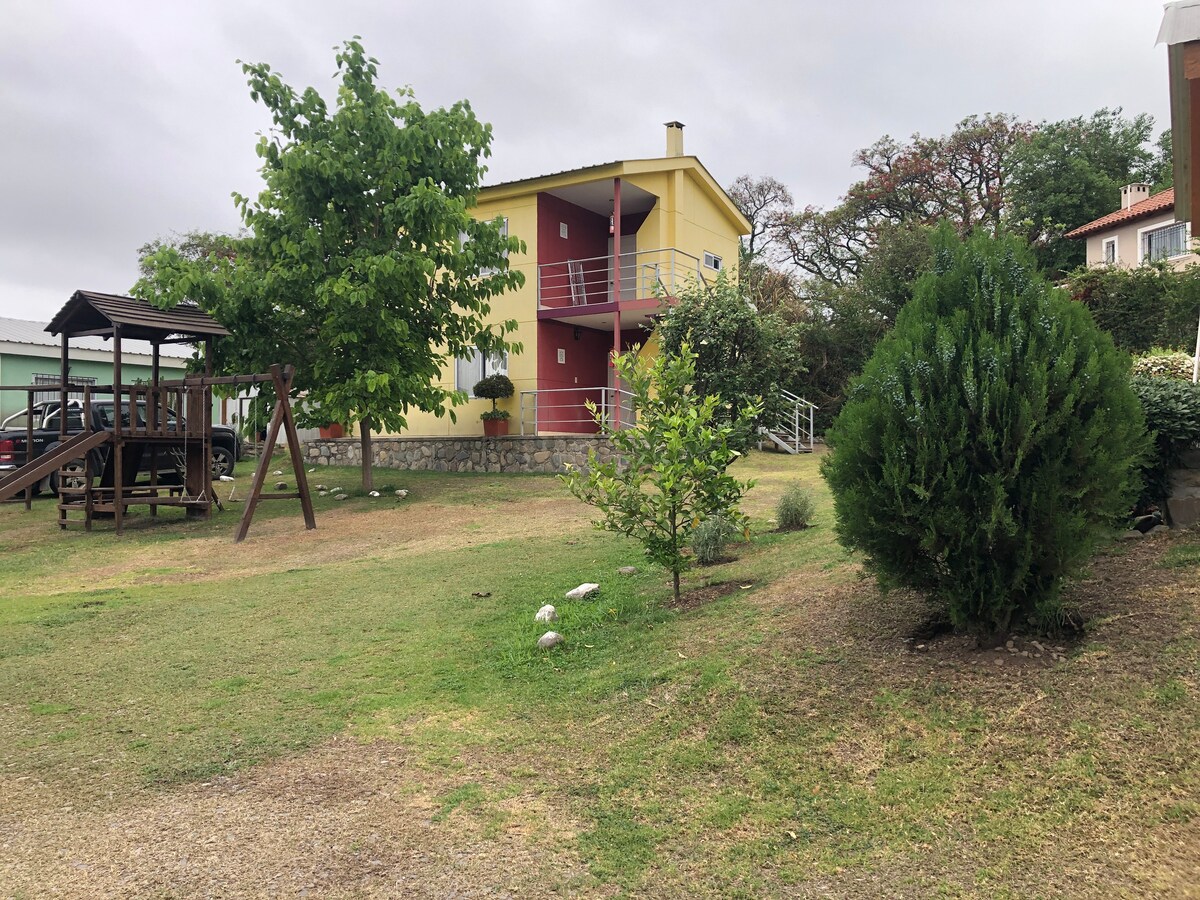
top-left (0, 430), bottom-right (111, 503)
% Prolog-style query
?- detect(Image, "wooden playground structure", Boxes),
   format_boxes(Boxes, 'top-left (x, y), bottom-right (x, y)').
top-left (0, 290), bottom-right (315, 543)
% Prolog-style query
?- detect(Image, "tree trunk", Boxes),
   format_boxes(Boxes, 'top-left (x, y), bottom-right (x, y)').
top-left (672, 567), bottom-right (681, 604)
top-left (359, 417), bottom-right (374, 492)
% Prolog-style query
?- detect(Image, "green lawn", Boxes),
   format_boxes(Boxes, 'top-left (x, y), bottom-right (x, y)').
top-left (0, 451), bottom-right (1197, 897)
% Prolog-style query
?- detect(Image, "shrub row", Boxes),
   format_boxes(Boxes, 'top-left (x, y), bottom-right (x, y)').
top-left (1131, 375), bottom-right (1200, 503)
top-left (1132, 350), bottom-right (1196, 381)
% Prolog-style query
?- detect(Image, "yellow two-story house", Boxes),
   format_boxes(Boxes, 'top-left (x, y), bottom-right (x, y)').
top-left (394, 122), bottom-right (751, 437)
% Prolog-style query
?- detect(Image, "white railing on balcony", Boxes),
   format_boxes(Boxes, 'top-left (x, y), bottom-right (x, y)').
top-left (538, 248), bottom-right (706, 308)
top-left (519, 387), bottom-right (636, 436)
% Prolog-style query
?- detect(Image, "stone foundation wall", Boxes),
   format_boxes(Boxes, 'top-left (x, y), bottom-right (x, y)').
top-left (301, 435), bottom-right (618, 474)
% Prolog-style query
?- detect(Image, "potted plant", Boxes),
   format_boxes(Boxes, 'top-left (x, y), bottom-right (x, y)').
top-left (473, 373), bottom-right (514, 437)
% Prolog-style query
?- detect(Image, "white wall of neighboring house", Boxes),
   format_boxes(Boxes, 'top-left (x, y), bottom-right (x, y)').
top-left (1085, 214), bottom-right (1200, 269)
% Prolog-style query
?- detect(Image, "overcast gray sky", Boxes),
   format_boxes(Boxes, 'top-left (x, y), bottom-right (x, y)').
top-left (0, 0), bottom-right (1175, 320)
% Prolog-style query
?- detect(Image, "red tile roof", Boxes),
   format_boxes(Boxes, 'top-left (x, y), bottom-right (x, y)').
top-left (1065, 188), bottom-right (1176, 239)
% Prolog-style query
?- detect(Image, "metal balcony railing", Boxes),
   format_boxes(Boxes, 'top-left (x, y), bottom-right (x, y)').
top-left (537, 248), bottom-right (706, 308)
top-left (518, 386), bottom-right (636, 435)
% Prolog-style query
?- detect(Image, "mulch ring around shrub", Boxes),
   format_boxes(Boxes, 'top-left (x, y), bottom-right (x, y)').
top-left (668, 578), bottom-right (757, 612)
top-left (772, 523), bottom-right (812, 534)
top-left (886, 537), bottom-right (1186, 671)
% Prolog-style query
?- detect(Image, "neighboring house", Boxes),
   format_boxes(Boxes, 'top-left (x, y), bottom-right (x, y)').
top-left (1065, 184), bottom-right (1199, 269)
top-left (0, 314), bottom-right (191, 420)
top-left (394, 122), bottom-right (752, 437)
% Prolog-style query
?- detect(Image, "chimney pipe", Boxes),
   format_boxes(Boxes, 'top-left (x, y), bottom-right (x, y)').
top-left (665, 120), bottom-right (685, 157)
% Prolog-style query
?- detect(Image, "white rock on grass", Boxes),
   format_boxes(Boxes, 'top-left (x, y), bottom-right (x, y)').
top-left (369, 490), bottom-right (380, 497)
top-left (315, 484), bottom-right (327, 491)
top-left (318, 491), bottom-right (328, 497)
top-left (335, 493), bottom-right (349, 501)
top-left (218, 475), bottom-right (235, 483)
top-left (537, 631), bottom-right (563, 650)
top-left (274, 481), bottom-right (288, 490)
top-left (273, 469), bottom-right (284, 476)
top-left (618, 566), bottom-right (638, 576)
top-left (566, 583), bottom-right (600, 600)
top-left (535, 604), bottom-right (558, 623)
top-left (395, 489), bottom-right (409, 498)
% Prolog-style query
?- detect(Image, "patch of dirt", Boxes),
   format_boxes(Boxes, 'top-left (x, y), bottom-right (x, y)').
top-left (668, 579), bottom-right (757, 612)
top-left (0, 737), bottom-right (591, 899)
top-left (771, 523), bottom-right (812, 534)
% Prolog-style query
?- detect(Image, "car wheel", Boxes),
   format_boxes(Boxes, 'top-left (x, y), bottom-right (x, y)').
top-left (48, 456), bottom-right (90, 495)
top-left (211, 446), bottom-right (235, 479)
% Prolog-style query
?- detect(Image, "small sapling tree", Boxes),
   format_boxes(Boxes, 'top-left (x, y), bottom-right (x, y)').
top-left (822, 226), bottom-right (1148, 641)
top-left (562, 347), bottom-right (760, 603)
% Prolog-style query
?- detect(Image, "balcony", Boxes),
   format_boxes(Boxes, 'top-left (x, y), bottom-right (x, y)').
top-left (536, 248), bottom-right (707, 330)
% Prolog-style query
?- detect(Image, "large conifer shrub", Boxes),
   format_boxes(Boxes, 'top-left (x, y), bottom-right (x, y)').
top-left (822, 228), bottom-right (1148, 639)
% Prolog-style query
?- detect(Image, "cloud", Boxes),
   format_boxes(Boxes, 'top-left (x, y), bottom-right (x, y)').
top-left (0, 0), bottom-right (1173, 319)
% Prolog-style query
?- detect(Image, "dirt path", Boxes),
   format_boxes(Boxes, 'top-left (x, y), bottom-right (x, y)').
top-left (1, 737), bottom-right (590, 898)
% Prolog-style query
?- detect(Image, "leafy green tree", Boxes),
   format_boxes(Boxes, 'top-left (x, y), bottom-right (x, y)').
top-left (823, 227), bottom-right (1147, 641)
top-left (135, 39), bottom-right (524, 489)
top-left (657, 271), bottom-right (802, 449)
top-left (136, 231), bottom-right (239, 281)
top-left (1150, 128), bottom-right (1174, 192)
top-left (1009, 108), bottom-right (1157, 276)
top-left (562, 347), bottom-right (759, 603)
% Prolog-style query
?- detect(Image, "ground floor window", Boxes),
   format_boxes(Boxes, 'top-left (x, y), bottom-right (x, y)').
top-left (1142, 222), bottom-right (1188, 262)
top-left (33, 372), bottom-right (96, 405)
top-left (455, 350), bottom-right (508, 396)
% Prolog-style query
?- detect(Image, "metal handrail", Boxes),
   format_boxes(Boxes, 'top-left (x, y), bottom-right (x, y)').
top-left (537, 247), bottom-right (704, 308)
top-left (518, 386), bottom-right (636, 436)
top-left (779, 388), bottom-right (818, 410)
top-left (760, 390), bottom-right (818, 453)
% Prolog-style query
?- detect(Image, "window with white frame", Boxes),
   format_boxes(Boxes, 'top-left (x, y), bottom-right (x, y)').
top-left (455, 350), bottom-right (508, 396)
top-left (1103, 238), bottom-right (1117, 264)
top-left (703, 251), bottom-right (722, 271)
top-left (1141, 222), bottom-right (1189, 262)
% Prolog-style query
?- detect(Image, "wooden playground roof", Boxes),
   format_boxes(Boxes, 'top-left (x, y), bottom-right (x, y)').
top-left (47, 290), bottom-right (231, 343)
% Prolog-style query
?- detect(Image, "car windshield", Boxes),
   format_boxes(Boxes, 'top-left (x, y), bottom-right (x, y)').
top-left (94, 402), bottom-right (180, 429)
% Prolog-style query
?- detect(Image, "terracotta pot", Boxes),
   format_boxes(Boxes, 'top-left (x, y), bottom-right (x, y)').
top-left (318, 423), bottom-right (344, 439)
top-left (482, 418), bottom-right (509, 437)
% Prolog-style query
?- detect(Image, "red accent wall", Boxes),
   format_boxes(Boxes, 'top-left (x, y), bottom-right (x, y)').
top-left (537, 194), bottom-right (609, 307)
top-left (536, 321), bottom-right (612, 432)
